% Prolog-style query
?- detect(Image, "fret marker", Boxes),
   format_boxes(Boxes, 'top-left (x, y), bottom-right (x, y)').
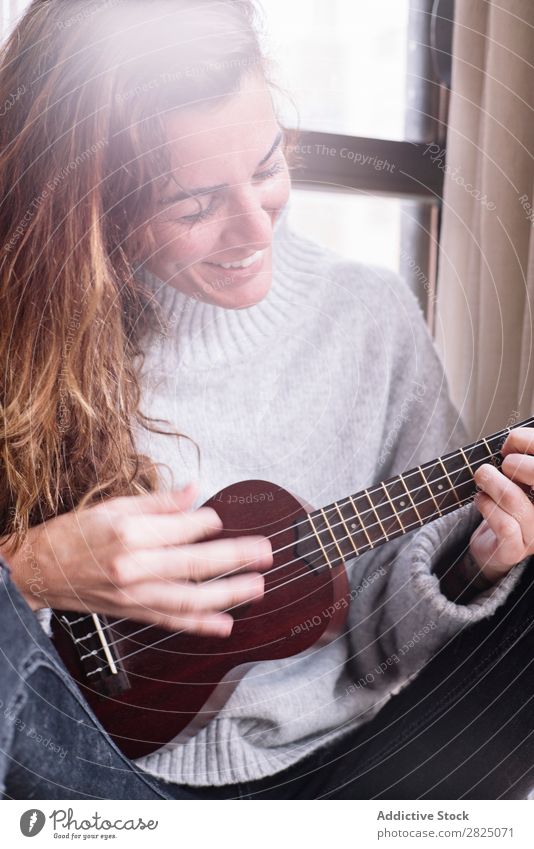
top-left (438, 483), bottom-right (443, 490)
top-left (400, 500), bottom-right (405, 507)
top-left (351, 523), bottom-right (357, 530)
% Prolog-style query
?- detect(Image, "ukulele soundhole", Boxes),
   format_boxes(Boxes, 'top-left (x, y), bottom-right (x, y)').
top-left (293, 516), bottom-right (333, 572)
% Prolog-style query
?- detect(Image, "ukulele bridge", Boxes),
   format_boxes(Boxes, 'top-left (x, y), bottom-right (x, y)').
top-left (58, 612), bottom-right (131, 696)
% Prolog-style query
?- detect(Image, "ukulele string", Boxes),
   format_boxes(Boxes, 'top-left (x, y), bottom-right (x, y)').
top-left (211, 435), bottom-right (508, 552)
top-left (73, 432), bottom-right (513, 661)
top-left (91, 483), bottom-right (479, 661)
top-left (194, 438), bottom-right (507, 580)
top-left (102, 493), bottom-right (479, 667)
top-left (77, 442), bottom-right (501, 655)
top-left (82, 441), bottom-right (502, 647)
top-left (76, 430), bottom-right (534, 669)
top-left (259, 439), bottom-right (505, 562)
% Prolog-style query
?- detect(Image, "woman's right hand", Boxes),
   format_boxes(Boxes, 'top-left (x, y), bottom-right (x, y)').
top-left (3, 483), bottom-right (272, 637)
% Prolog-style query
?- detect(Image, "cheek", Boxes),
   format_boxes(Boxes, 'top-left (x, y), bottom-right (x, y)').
top-left (154, 219), bottom-right (219, 265)
top-left (263, 171), bottom-right (291, 211)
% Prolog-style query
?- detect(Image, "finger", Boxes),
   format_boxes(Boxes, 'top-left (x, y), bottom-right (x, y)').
top-left (501, 427), bottom-right (534, 457)
top-left (106, 483), bottom-right (199, 515)
top-left (469, 518), bottom-right (501, 563)
top-left (474, 492), bottom-right (526, 559)
top-left (142, 611), bottom-right (235, 637)
top-left (111, 536), bottom-right (274, 585)
top-left (65, 601), bottom-right (235, 638)
top-left (147, 611), bottom-right (235, 637)
top-left (110, 506), bottom-right (225, 549)
top-left (501, 452), bottom-right (534, 487)
top-left (47, 591), bottom-right (237, 637)
top-left (117, 572), bottom-right (265, 616)
top-left (473, 463), bottom-right (533, 522)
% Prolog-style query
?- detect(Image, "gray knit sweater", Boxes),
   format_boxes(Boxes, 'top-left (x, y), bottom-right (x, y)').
top-left (126, 207), bottom-right (527, 787)
top-left (35, 207), bottom-right (527, 787)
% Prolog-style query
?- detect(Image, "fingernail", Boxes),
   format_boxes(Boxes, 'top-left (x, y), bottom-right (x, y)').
top-left (217, 618), bottom-right (234, 637)
top-left (207, 507), bottom-right (223, 527)
top-left (246, 575), bottom-right (265, 596)
top-left (255, 540), bottom-right (273, 567)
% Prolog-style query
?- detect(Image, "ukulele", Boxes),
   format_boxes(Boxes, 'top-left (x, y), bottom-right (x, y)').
top-left (51, 416), bottom-right (534, 758)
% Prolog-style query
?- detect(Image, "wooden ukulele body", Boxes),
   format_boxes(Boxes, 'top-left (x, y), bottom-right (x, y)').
top-left (52, 480), bottom-right (350, 758)
top-left (51, 415), bottom-right (534, 758)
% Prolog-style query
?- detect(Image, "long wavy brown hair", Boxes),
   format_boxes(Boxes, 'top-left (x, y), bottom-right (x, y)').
top-left (0, 0), bottom-right (285, 552)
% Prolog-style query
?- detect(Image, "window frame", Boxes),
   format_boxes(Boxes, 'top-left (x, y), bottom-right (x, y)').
top-left (283, 0), bottom-right (455, 333)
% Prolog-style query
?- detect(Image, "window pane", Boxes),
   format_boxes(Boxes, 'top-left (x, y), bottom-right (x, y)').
top-left (287, 189), bottom-right (403, 274)
top-left (266, 0), bottom-right (410, 140)
top-left (1, 0), bottom-right (30, 39)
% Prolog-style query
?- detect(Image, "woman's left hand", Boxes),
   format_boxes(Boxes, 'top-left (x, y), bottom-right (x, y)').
top-left (470, 426), bottom-right (534, 583)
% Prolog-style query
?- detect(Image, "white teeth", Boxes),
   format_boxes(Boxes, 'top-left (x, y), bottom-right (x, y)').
top-left (210, 249), bottom-right (264, 269)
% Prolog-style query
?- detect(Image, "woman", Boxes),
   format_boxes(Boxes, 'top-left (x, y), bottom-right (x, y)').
top-left (1, 0), bottom-right (534, 800)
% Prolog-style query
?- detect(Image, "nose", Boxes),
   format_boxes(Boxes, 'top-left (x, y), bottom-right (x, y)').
top-left (221, 185), bottom-right (274, 248)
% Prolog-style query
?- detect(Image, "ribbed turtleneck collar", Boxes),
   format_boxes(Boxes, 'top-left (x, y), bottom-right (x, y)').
top-left (134, 206), bottom-right (324, 371)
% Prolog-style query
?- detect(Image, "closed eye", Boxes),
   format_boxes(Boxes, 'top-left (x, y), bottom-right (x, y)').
top-left (177, 161), bottom-right (286, 224)
top-left (253, 161), bottom-right (286, 181)
top-left (178, 200), bottom-right (216, 224)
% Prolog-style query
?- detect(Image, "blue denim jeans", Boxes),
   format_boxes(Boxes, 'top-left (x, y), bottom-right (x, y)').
top-left (2, 555), bottom-right (534, 800)
top-left (0, 558), bottom-right (192, 800)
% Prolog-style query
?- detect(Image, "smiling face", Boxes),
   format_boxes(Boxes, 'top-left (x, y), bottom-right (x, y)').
top-left (145, 71), bottom-right (291, 309)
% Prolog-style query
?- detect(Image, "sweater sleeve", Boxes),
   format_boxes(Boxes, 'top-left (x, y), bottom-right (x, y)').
top-left (344, 268), bottom-right (528, 690)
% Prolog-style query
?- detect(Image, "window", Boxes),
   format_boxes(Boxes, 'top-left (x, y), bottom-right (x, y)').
top-left (264, 0), bottom-right (454, 333)
top-left (0, 0), bottom-right (28, 37)
top-left (266, 0), bottom-right (410, 141)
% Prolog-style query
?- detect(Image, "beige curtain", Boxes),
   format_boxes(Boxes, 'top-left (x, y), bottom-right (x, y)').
top-left (436, 0), bottom-right (534, 439)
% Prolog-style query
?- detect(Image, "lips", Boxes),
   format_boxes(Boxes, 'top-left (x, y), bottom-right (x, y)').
top-left (205, 249), bottom-right (266, 270)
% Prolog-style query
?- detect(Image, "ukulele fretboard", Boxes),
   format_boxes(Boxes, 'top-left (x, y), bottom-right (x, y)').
top-left (301, 416), bottom-right (534, 569)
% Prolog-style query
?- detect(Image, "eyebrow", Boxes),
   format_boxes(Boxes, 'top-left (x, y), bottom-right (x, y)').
top-left (158, 129), bottom-right (283, 205)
